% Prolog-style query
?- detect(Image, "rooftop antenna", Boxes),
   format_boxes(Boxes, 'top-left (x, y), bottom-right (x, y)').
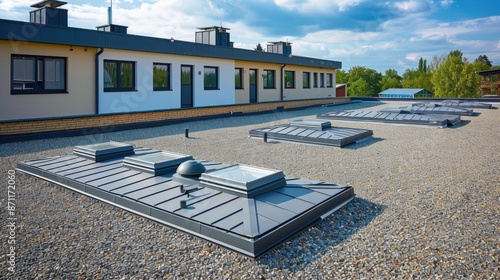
top-left (108, 0), bottom-right (113, 24)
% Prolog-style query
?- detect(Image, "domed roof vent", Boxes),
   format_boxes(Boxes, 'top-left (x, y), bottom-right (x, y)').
top-left (175, 160), bottom-right (206, 177)
top-left (174, 160), bottom-right (207, 183)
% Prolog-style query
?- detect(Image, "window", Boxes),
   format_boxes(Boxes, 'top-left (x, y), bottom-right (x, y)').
top-left (11, 55), bottom-right (66, 94)
top-left (204, 66), bottom-right (218, 90)
top-left (313, 73), bottom-right (318, 88)
top-left (235, 68), bottom-right (243, 89)
top-left (263, 70), bottom-right (275, 89)
top-left (320, 73), bottom-right (325, 88)
top-left (326, 73), bottom-right (333, 88)
top-left (153, 63), bottom-right (171, 91)
top-left (284, 70), bottom-right (295, 88)
top-left (303, 72), bottom-right (310, 88)
top-left (104, 60), bottom-right (135, 92)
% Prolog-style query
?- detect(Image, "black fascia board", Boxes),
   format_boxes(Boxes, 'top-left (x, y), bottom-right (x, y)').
top-left (0, 19), bottom-right (341, 69)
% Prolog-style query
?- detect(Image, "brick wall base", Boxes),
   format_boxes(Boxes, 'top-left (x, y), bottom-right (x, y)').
top-left (0, 98), bottom-right (350, 137)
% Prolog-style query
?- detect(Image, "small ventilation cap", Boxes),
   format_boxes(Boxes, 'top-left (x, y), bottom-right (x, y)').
top-left (176, 160), bottom-right (206, 176)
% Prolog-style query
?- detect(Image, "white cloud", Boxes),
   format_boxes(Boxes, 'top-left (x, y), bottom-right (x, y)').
top-left (440, 0), bottom-right (454, 8)
top-left (391, 0), bottom-right (432, 13)
top-left (274, 0), bottom-right (363, 14)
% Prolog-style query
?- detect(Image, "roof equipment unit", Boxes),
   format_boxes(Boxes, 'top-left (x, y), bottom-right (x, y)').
top-left (249, 120), bottom-right (373, 147)
top-left (29, 0), bottom-right (68, 27)
top-left (317, 110), bottom-right (461, 128)
top-left (17, 142), bottom-right (355, 258)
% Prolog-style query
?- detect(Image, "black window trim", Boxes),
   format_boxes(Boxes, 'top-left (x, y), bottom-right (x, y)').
top-left (204, 66), bottom-right (219, 90)
top-left (327, 73), bottom-right (333, 88)
top-left (11, 54), bottom-right (68, 95)
top-left (285, 70), bottom-right (295, 89)
top-left (263, 69), bottom-right (275, 89)
top-left (103, 59), bottom-right (136, 92)
top-left (235, 67), bottom-right (243, 90)
top-left (153, 62), bottom-right (172, 91)
top-left (303, 71), bottom-right (311, 89)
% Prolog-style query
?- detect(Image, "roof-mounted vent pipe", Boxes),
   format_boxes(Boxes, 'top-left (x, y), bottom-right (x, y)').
top-left (108, 0), bottom-right (112, 24)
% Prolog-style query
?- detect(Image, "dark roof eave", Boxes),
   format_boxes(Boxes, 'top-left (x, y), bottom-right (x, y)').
top-left (0, 19), bottom-right (341, 69)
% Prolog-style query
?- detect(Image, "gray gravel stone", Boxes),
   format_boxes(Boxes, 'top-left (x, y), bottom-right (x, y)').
top-left (1, 101), bottom-right (498, 279)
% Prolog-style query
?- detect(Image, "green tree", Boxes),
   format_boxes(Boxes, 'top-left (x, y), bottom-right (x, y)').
top-left (348, 78), bottom-right (370, 96)
top-left (402, 69), bottom-right (433, 92)
top-left (347, 66), bottom-right (382, 96)
top-left (474, 55), bottom-right (492, 67)
top-left (254, 43), bottom-right (264, 52)
top-left (336, 69), bottom-right (348, 84)
top-left (431, 50), bottom-right (480, 98)
top-left (380, 69), bottom-right (402, 90)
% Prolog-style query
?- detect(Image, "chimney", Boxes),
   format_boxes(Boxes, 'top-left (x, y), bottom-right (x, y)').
top-left (195, 26), bottom-right (233, 47)
top-left (29, 0), bottom-right (68, 27)
top-left (267, 41), bottom-right (292, 56)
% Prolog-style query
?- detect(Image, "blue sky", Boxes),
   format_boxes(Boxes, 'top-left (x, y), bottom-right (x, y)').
top-left (1, 0), bottom-right (499, 75)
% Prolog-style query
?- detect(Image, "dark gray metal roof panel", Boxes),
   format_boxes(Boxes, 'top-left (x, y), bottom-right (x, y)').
top-left (16, 142), bottom-right (355, 257)
top-left (441, 100), bottom-right (493, 109)
top-left (0, 19), bottom-right (341, 69)
top-left (317, 110), bottom-right (461, 127)
top-left (390, 105), bottom-right (474, 116)
top-left (249, 121), bottom-right (373, 147)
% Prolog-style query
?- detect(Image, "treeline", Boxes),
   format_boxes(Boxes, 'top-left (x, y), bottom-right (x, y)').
top-left (336, 50), bottom-right (499, 98)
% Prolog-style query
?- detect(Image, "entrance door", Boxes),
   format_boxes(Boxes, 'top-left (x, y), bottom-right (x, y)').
top-left (181, 65), bottom-right (193, 108)
top-left (249, 69), bottom-right (257, 103)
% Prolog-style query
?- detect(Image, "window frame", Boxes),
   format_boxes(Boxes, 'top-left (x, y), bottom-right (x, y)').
top-left (303, 72), bottom-right (310, 89)
top-left (11, 55), bottom-right (67, 94)
top-left (326, 73), bottom-right (333, 88)
top-left (263, 69), bottom-right (275, 89)
top-left (153, 63), bottom-right (172, 91)
top-left (235, 68), bottom-right (243, 89)
top-left (320, 73), bottom-right (325, 88)
top-left (284, 70), bottom-right (295, 89)
top-left (204, 66), bottom-right (219, 90)
top-left (103, 59), bottom-right (136, 92)
top-left (313, 72), bottom-right (318, 88)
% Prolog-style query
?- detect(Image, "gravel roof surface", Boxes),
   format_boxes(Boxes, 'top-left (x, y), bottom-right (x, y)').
top-left (1, 101), bottom-right (498, 279)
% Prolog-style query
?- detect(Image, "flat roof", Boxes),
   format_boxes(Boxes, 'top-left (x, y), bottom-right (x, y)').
top-left (0, 19), bottom-right (341, 69)
top-left (17, 142), bottom-right (355, 257)
top-left (379, 88), bottom-right (429, 96)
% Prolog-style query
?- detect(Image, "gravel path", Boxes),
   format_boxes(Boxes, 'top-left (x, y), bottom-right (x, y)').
top-left (1, 101), bottom-right (498, 279)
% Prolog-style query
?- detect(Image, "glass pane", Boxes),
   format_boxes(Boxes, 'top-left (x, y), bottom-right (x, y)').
top-left (13, 57), bottom-right (35, 81)
top-left (181, 66), bottom-right (191, 84)
top-left (153, 64), bottom-right (170, 89)
top-left (104, 61), bottom-right (117, 89)
top-left (204, 67), bottom-right (217, 89)
top-left (235, 68), bottom-right (241, 88)
top-left (249, 70), bottom-right (256, 85)
top-left (303, 72), bottom-right (310, 88)
top-left (44, 58), bottom-right (65, 90)
top-left (120, 62), bottom-right (133, 88)
top-left (285, 71), bottom-right (294, 88)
